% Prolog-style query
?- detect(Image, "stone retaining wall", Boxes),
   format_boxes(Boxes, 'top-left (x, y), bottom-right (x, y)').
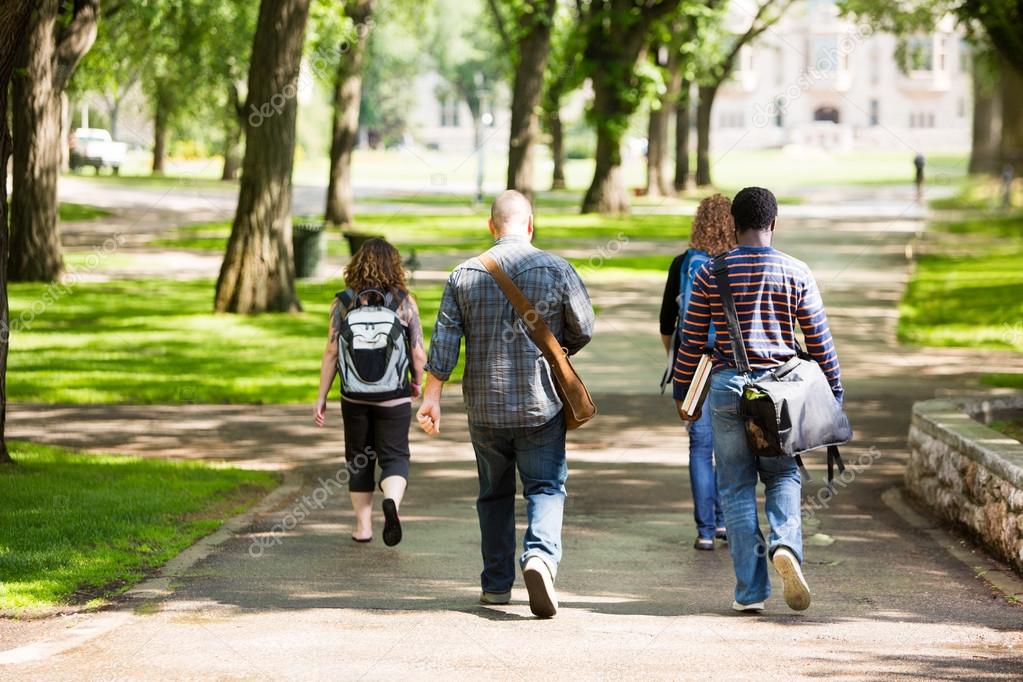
top-left (907, 394), bottom-right (1023, 574)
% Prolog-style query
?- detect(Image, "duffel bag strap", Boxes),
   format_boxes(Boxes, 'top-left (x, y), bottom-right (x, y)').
top-left (794, 454), bottom-right (810, 481)
top-left (826, 445), bottom-right (846, 494)
top-left (711, 256), bottom-right (752, 376)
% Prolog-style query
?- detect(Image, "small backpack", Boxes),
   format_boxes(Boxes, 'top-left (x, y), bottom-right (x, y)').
top-left (335, 288), bottom-right (411, 401)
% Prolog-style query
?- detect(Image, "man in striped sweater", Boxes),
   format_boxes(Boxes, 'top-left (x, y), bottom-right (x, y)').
top-left (673, 187), bottom-right (843, 613)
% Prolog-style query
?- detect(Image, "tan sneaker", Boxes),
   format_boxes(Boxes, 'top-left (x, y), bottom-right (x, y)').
top-left (522, 556), bottom-right (558, 618)
top-left (772, 547), bottom-right (811, 611)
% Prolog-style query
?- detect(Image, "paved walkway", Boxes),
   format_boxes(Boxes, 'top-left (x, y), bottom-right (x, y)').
top-left (3, 187), bottom-right (1023, 679)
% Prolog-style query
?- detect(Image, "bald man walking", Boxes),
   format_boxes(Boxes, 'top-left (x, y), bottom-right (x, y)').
top-left (418, 190), bottom-right (594, 618)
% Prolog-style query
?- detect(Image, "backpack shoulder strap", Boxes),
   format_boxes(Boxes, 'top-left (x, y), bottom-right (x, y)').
top-left (336, 289), bottom-right (356, 311)
top-left (711, 255), bottom-right (752, 375)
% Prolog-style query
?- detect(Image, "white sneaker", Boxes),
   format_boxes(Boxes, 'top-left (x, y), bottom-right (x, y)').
top-left (522, 556), bottom-right (558, 618)
top-left (479, 590), bottom-right (511, 605)
top-left (732, 601), bottom-right (765, 612)
top-left (772, 547), bottom-right (811, 611)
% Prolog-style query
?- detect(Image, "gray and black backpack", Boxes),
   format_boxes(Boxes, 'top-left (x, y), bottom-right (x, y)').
top-left (335, 288), bottom-right (411, 401)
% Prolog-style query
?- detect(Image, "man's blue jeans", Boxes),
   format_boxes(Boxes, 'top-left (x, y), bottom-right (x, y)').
top-left (468, 413), bottom-right (567, 594)
top-left (688, 407), bottom-right (724, 540)
top-left (709, 368), bottom-right (803, 605)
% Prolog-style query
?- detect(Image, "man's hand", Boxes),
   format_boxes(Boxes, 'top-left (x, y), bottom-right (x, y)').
top-left (675, 400), bottom-right (700, 423)
top-left (417, 399), bottom-right (441, 435)
top-left (314, 398), bottom-right (328, 428)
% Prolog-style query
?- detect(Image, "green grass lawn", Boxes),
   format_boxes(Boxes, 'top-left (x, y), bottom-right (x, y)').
top-left (0, 441), bottom-right (277, 612)
top-left (8, 278), bottom-right (448, 404)
top-left (59, 202), bottom-right (111, 221)
top-left (899, 214), bottom-right (1023, 389)
top-left (930, 176), bottom-right (1023, 212)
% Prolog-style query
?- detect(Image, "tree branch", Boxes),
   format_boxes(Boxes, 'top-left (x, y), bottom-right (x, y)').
top-left (716, 0), bottom-right (794, 84)
top-left (487, 0), bottom-right (514, 52)
top-left (54, 0), bottom-right (99, 92)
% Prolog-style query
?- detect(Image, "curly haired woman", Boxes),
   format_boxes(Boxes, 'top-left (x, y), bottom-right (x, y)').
top-left (659, 194), bottom-right (736, 551)
top-left (315, 238), bottom-right (426, 546)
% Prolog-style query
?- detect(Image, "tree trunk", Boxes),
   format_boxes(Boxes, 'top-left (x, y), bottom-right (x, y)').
top-left (152, 94), bottom-right (168, 175)
top-left (214, 0), bottom-right (310, 314)
top-left (10, 4), bottom-right (64, 283)
top-left (0, 0), bottom-right (34, 464)
top-left (547, 107), bottom-right (566, 190)
top-left (647, 56), bottom-right (680, 198)
top-left (999, 57), bottom-right (1023, 176)
top-left (325, 1), bottom-right (373, 228)
top-left (969, 59), bottom-right (1001, 175)
top-left (695, 84), bottom-right (716, 187)
top-left (506, 0), bottom-right (555, 197)
top-left (674, 78), bottom-right (691, 192)
top-left (582, 84), bottom-right (629, 214)
top-left (646, 105), bottom-right (667, 197)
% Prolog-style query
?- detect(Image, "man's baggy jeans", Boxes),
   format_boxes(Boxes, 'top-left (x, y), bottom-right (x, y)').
top-left (709, 368), bottom-right (803, 605)
top-left (468, 412), bottom-right (567, 593)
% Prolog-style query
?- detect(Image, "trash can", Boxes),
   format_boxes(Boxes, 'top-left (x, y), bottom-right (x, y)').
top-left (292, 222), bottom-right (326, 278)
top-left (344, 232), bottom-right (384, 256)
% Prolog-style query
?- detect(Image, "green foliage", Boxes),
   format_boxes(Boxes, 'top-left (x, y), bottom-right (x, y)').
top-left (0, 441), bottom-right (276, 611)
top-left (427, 0), bottom-right (504, 119)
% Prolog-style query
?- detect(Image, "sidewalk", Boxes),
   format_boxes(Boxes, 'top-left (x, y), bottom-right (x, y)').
top-left (4, 199), bottom-right (1023, 679)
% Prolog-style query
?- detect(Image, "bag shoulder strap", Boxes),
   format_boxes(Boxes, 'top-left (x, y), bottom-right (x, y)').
top-left (479, 253), bottom-right (565, 364)
top-left (711, 255), bottom-right (752, 375)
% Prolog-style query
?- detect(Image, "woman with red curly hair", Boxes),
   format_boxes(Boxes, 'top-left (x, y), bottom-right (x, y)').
top-left (315, 238), bottom-right (426, 546)
top-left (659, 194), bottom-right (736, 551)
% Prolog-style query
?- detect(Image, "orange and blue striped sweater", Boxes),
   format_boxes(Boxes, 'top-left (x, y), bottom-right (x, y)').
top-left (672, 245), bottom-right (843, 402)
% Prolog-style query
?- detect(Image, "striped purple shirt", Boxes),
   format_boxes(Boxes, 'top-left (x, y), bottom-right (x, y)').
top-left (672, 245), bottom-right (843, 401)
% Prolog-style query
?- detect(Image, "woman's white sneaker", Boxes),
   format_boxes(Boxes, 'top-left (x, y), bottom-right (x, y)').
top-left (772, 547), bottom-right (811, 611)
top-left (732, 601), bottom-right (765, 612)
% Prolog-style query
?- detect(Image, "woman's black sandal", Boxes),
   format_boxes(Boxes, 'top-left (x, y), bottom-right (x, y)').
top-left (382, 498), bottom-right (402, 547)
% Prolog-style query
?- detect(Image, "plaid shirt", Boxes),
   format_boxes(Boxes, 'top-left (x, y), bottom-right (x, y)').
top-left (426, 235), bottom-right (595, 428)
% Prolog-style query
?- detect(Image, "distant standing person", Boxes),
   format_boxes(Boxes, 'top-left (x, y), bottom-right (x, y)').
top-left (315, 238), bottom-right (427, 547)
top-left (417, 190), bottom-right (595, 618)
top-left (914, 153), bottom-right (925, 201)
top-left (659, 194), bottom-right (736, 551)
top-left (673, 187), bottom-right (844, 613)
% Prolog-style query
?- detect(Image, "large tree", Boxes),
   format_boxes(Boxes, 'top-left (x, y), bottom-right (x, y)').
top-left (0, 1), bottom-right (34, 464)
top-left (10, 0), bottom-right (99, 283)
top-left (214, 0), bottom-right (311, 314)
top-left (694, 0), bottom-right (793, 187)
top-left (489, 0), bottom-right (558, 197)
top-left (323, 0), bottom-right (375, 228)
top-left (579, 0), bottom-right (683, 214)
top-left (645, 45), bottom-right (681, 197)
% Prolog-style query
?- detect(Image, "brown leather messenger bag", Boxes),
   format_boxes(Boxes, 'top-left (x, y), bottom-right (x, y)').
top-left (479, 253), bottom-right (597, 430)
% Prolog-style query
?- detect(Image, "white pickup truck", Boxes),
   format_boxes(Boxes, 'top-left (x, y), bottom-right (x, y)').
top-left (69, 128), bottom-right (128, 174)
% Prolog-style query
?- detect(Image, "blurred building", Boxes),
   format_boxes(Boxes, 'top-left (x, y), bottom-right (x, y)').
top-left (712, 0), bottom-right (971, 152)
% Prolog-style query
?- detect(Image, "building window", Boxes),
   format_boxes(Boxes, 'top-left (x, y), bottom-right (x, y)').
top-left (905, 35), bottom-right (934, 72)
top-left (440, 97), bottom-right (460, 128)
top-left (957, 97), bottom-right (965, 118)
top-left (869, 99), bottom-right (879, 126)
top-left (811, 35), bottom-right (839, 72)
top-left (936, 35), bottom-right (948, 72)
top-left (775, 98), bottom-right (784, 127)
top-left (909, 111), bottom-right (936, 128)
top-left (870, 47), bottom-right (880, 85)
top-left (775, 47), bottom-right (784, 86)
